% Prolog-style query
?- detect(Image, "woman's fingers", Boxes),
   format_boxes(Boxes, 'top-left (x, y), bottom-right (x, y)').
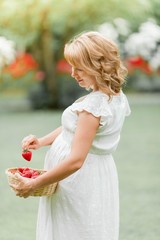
top-left (10, 176), bottom-right (31, 198)
top-left (14, 172), bottom-right (25, 181)
top-left (22, 134), bottom-right (38, 150)
top-left (22, 134), bottom-right (35, 147)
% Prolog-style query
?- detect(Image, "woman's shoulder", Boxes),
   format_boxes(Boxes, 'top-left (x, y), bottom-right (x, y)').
top-left (72, 91), bottom-right (108, 108)
top-left (71, 91), bottom-right (112, 118)
top-left (86, 90), bottom-right (110, 101)
top-left (74, 94), bottom-right (88, 104)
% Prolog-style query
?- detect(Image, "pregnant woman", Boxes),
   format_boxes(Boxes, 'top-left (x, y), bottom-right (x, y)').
top-left (12, 31), bottom-right (131, 240)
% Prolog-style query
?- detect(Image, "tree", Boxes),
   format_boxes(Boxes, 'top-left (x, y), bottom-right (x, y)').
top-left (0, 0), bottom-right (149, 108)
top-left (148, 0), bottom-right (160, 25)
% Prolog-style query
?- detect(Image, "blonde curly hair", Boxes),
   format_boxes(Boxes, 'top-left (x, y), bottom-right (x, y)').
top-left (64, 31), bottom-right (127, 97)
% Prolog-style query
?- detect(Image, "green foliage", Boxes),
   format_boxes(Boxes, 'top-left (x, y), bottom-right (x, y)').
top-left (148, 0), bottom-right (160, 24)
top-left (0, 0), bottom-right (149, 50)
top-left (0, 0), bottom-right (152, 108)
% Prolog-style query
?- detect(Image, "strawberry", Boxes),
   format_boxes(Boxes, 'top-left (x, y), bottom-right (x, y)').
top-left (15, 167), bottom-right (44, 179)
top-left (22, 171), bottom-right (32, 178)
top-left (17, 167), bottom-right (24, 173)
top-left (22, 167), bottom-right (30, 172)
top-left (32, 171), bottom-right (40, 179)
top-left (22, 149), bottom-right (32, 161)
top-left (32, 170), bottom-right (43, 178)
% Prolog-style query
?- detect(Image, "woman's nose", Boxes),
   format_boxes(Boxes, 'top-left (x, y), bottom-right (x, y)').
top-left (71, 68), bottom-right (77, 78)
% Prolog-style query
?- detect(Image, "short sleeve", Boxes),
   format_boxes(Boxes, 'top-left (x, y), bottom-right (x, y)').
top-left (71, 93), bottom-right (113, 125)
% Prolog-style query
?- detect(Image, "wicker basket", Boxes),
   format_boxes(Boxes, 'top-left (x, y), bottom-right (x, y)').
top-left (5, 168), bottom-right (58, 197)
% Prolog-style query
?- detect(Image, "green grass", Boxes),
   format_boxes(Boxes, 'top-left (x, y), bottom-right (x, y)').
top-left (115, 102), bottom-right (160, 240)
top-left (0, 96), bottom-right (160, 240)
top-left (0, 110), bottom-right (62, 240)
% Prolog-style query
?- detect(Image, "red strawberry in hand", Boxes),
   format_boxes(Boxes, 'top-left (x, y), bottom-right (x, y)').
top-left (22, 149), bottom-right (32, 161)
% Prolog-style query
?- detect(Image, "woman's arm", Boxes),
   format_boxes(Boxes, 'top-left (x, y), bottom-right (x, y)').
top-left (38, 126), bottom-right (62, 147)
top-left (14, 111), bottom-right (100, 197)
top-left (33, 111), bottom-right (100, 188)
top-left (22, 126), bottom-right (62, 150)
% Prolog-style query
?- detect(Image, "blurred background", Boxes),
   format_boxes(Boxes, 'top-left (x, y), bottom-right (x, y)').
top-left (0, 0), bottom-right (160, 109)
top-left (0, 0), bottom-right (160, 239)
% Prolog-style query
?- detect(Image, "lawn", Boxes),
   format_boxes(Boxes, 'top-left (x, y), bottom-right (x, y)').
top-left (0, 94), bottom-right (160, 240)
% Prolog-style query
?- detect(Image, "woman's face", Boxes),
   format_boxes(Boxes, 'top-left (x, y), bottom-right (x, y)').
top-left (71, 67), bottom-right (96, 91)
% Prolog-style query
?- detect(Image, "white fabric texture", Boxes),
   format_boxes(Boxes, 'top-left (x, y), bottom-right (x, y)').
top-left (36, 91), bottom-right (131, 240)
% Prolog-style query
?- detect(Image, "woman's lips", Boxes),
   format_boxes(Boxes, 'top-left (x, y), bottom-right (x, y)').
top-left (77, 79), bottom-right (83, 83)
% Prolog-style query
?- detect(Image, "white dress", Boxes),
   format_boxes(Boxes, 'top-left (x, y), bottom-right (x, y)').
top-left (36, 91), bottom-right (131, 240)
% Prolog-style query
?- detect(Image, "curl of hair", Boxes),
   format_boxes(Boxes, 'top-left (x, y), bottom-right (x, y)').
top-left (64, 31), bottom-right (128, 98)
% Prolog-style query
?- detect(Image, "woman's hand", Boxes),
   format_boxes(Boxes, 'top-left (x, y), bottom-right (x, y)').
top-left (10, 173), bottom-right (35, 198)
top-left (22, 134), bottom-right (41, 150)
top-left (21, 127), bottom-right (62, 151)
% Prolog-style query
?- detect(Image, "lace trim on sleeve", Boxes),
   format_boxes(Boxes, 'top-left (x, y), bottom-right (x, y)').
top-left (71, 93), bottom-right (113, 119)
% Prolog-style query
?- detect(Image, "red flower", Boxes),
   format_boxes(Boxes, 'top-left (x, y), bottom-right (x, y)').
top-left (4, 53), bottom-right (38, 78)
top-left (125, 56), bottom-right (153, 75)
top-left (56, 59), bottom-right (71, 74)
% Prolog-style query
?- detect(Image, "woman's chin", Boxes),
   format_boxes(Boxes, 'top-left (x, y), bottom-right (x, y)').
top-left (78, 82), bottom-right (85, 87)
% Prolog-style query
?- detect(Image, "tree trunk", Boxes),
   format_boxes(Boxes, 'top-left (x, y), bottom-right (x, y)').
top-left (41, 29), bottom-right (59, 107)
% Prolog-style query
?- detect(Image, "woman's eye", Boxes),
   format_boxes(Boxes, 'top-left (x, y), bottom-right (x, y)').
top-left (72, 67), bottom-right (83, 72)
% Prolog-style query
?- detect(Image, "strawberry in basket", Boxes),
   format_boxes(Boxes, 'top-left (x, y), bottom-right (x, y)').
top-left (6, 167), bottom-right (57, 196)
top-left (17, 167), bottom-right (42, 179)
